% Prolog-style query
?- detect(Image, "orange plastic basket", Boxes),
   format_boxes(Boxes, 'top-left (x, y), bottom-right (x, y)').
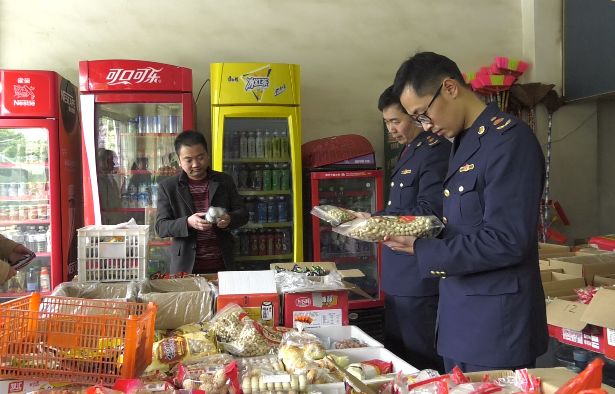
top-left (0, 293), bottom-right (157, 386)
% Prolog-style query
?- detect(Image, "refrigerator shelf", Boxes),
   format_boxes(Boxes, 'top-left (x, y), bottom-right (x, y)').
top-left (0, 196), bottom-right (49, 202)
top-left (225, 158), bottom-right (290, 164)
top-left (102, 208), bottom-right (151, 212)
top-left (239, 190), bottom-right (291, 196)
top-left (318, 190), bottom-right (372, 198)
top-left (0, 162), bottom-right (48, 168)
top-left (242, 222), bottom-right (293, 229)
top-left (0, 219), bottom-right (50, 226)
top-left (120, 133), bottom-right (178, 138)
top-left (235, 253), bottom-right (293, 262)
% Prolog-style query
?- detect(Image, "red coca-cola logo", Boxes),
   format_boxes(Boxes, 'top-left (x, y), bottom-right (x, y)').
top-left (295, 297), bottom-right (311, 308)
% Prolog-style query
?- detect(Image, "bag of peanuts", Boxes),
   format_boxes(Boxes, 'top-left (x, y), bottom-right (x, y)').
top-left (333, 215), bottom-right (444, 242)
top-left (310, 205), bottom-right (358, 226)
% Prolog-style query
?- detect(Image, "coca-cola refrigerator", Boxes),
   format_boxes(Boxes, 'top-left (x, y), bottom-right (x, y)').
top-left (305, 169), bottom-right (385, 309)
top-left (80, 60), bottom-right (194, 276)
top-left (0, 70), bottom-right (83, 297)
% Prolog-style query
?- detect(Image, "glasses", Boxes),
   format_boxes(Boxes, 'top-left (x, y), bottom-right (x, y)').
top-left (409, 83), bottom-right (444, 126)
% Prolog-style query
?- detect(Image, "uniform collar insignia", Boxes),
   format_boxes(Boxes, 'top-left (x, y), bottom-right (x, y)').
top-left (416, 141), bottom-right (423, 147)
top-left (459, 163), bottom-right (475, 172)
top-left (401, 169), bottom-right (412, 174)
top-left (497, 119), bottom-right (512, 130)
top-left (493, 117), bottom-right (505, 126)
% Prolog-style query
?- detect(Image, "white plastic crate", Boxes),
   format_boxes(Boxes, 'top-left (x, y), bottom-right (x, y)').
top-left (306, 325), bottom-right (384, 349)
top-left (77, 225), bottom-right (150, 283)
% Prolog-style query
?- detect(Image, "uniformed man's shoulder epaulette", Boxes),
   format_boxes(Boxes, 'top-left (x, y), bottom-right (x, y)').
top-left (425, 134), bottom-right (443, 147)
top-left (489, 115), bottom-right (517, 134)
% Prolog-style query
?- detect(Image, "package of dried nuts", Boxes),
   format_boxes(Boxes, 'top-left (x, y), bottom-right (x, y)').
top-left (333, 215), bottom-right (444, 242)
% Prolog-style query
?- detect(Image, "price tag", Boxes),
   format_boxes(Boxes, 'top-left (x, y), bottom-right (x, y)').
top-left (562, 328), bottom-right (584, 344)
top-left (607, 328), bottom-right (615, 346)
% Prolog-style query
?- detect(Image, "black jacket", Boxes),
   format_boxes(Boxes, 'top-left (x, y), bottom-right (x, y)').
top-left (155, 169), bottom-right (248, 273)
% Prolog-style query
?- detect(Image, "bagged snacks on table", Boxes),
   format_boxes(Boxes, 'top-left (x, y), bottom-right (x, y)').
top-left (145, 331), bottom-right (219, 373)
top-left (333, 215), bottom-right (444, 242)
top-left (211, 303), bottom-right (285, 357)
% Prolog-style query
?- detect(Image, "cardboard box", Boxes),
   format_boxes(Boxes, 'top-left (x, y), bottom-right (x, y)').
top-left (593, 273), bottom-right (615, 287)
top-left (548, 253), bottom-right (615, 285)
top-left (284, 290), bottom-right (349, 328)
top-left (217, 270), bottom-right (280, 326)
top-left (271, 262), bottom-right (375, 302)
top-left (546, 298), bottom-right (604, 352)
top-left (539, 267), bottom-right (564, 280)
top-left (541, 272), bottom-right (586, 297)
top-left (580, 286), bottom-right (615, 360)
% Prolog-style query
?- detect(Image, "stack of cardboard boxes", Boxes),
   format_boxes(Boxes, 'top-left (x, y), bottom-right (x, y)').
top-left (216, 262), bottom-right (360, 328)
top-left (539, 243), bottom-right (615, 361)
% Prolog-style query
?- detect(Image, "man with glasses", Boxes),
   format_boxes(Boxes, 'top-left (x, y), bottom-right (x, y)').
top-left (376, 85), bottom-right (450, 372)
top-left (384, 52), bottom-right (548, 372)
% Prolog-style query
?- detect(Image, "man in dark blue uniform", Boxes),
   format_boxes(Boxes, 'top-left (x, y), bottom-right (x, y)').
top-left (384, 52), bottom-right (548, 372)
top-left (377, 85), bottom-right (450, 371)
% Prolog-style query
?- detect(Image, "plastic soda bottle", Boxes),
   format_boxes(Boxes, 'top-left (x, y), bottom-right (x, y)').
top-left (255, 129), bottom-right (264, 158)
top-left (264, 130), bottom-right (273, 159)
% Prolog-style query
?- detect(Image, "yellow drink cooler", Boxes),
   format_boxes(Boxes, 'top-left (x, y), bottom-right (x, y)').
top-left (211, 63), bottom-right (302, 268)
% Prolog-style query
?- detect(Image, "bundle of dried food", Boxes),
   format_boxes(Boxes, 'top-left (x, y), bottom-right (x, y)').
top-left (333, 215), bottom-right (444, 242)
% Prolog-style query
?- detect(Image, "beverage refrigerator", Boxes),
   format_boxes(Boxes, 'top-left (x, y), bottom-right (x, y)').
top-left (80, 60), bottom-right (194, 276)
top-left (304, 169), bottom-right (385, 309)
top-left (0, 70), bottom-right (83, 296)
top-left (210, 63), bottom-right (302, 270)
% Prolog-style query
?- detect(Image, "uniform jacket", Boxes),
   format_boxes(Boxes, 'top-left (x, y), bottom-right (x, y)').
top-left (414, 103), bottom-right (549, 366)
top-left (155, 169), bottom-right (248, 274)
top-left (382, 131), bottom-right (451, 296)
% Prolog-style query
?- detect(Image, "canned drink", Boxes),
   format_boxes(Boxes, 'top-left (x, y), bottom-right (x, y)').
top-left (127, 120), bottom-right (138, 134)
top-left (274, 231), bottom-right (283, 254)
top-left (28, 206), bottom-right (37, 220)
top-left (167, 115), bottom-right (179, 134)
top-left (8, 206), bottom-right (17, 221)
top-left (137, 116), bottom-right (146, 133)
top-left (129, 192), bottom-right (138, 208)
top-left (18, 205), bottom-right (28, 220)
top-left (249, 231), bottom-right (259, 255)
top-left (277, 196), bottom-right (288, 222)
top-left (240, 231), bottom-right (250, 255)
top-left (258, 231), bottom-right (267, 256)
top-left (267, 196), bottom-right (277, 223)
top-left (0, 207), bottom-right (8, 221)
top-left (257, 197), bottom-right (268, 223)
top-left (8, 183), bottom-right (18, 197)
top-left (138, 192), bottom-right (149, 208)
top-left (149, 115), bottom-right (162, 133)
top-left (271, 165), bottom-right (280, 190)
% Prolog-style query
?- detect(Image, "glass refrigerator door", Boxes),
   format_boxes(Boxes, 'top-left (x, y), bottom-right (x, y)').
top-left (315, 175), bottom-right (380, 303)
top-left (222, 118), bottom-right (293, 270)
top-left (0, 128), bottom-right (51, 296)
top-left (94, 103), bottom-right (183, 276)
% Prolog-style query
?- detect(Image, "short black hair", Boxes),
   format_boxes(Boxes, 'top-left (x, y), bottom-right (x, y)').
top-left (378, 85), bottom-right (407, 113)
top-left (392, 52), bottom-right (465, 98)
top-left (174, 130), bottom-right (208, 155)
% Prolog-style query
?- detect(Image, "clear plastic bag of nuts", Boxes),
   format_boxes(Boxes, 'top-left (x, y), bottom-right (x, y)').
top-left (310, 205), bottom-right (358, 226)
top-left (332, 215), bottom-right (444, 242)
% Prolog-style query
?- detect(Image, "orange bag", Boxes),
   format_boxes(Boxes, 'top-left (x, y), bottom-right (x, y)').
top-left (555, 358), bottom-right (604, 394)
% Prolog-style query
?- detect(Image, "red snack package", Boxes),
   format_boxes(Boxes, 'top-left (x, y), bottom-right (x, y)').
top-left (451, 366), bottom-right (469, 385)
top-left (555, 358), bottom-right (604, 394)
